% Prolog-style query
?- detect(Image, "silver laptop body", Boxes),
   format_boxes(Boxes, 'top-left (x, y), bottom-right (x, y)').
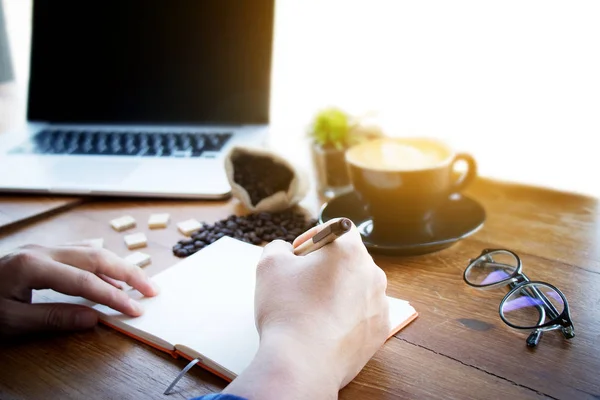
top-left (0, 0), bottom-right (274, 199)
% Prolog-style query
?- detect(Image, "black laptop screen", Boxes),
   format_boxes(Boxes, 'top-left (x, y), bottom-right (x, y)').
top-left (27, 0), bottom-right (274, 125)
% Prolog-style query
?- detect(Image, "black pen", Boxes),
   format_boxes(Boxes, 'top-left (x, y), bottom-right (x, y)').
top-left (293, 218), bottom-right (353, 256)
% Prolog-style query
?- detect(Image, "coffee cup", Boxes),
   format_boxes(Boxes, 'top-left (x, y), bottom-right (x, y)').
top-left (345, 137), bottom-right (477, 241)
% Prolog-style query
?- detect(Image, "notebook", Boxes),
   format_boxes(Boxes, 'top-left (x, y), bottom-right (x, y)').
top-left (33, 237), bottom-right (418, 381)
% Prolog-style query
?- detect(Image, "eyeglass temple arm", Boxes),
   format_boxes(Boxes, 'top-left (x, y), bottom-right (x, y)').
top-left (527, 330), bottom-right (544, 347)
top-left (509, 281), bottom-right (548, 348)
top-left (524, 283), bottom-right (561, 320)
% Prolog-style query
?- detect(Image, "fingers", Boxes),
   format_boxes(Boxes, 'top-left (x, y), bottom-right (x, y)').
top-left (98, 274), bottom-right (124, 290)
top-left (45, 246), bottom-right (158, 297)
top-left (257, 240), bottom-right (293, 276)
top-left (304, 219), bottom-right (364, 255)
top-left (292, 225), bottom-right (321, 247)
top-left (292, 218), bottom-right (345, 248)
top-left (293, 218), bottom-right (360, 248)
top-left (0, 300), bottom-right (98, 337)
top-left (262, 239), bottom-right (293, 257)
top-left (26, 257), bottom-right (145, 317)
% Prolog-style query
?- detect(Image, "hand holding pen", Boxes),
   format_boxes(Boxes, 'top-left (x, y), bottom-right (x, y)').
top-left (292, 218), bottom-right (353, 256)
top-left (251, 217), bottom-right (390, 397)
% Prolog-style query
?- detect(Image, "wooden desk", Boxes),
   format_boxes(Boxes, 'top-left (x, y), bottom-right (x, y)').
top-left (0, 195), bottom-right (83, 232)
top-left (0, 178), bottom-right (598, 400)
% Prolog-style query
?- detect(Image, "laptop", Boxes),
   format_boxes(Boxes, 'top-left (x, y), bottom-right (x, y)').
top-left (0, 0), bottom-right (274, 199)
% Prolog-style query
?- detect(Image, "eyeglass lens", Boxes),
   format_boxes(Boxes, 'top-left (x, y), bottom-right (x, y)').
top-left (465, 251), bottom-right (519, 286)
top-left (502, 283), bottom-right (564, 329)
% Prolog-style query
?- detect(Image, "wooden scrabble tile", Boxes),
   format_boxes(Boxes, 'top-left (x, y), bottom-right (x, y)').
top-left (148, 213), bottom-right (170, 229)
top-left (124, 251), bottom-right (151, 267)
top-left (110, 215), bottom-right (136, 232)
top-left (124, 232), bottom-right (147, 250)
top-left (177, 219), bottom-right (201, 236)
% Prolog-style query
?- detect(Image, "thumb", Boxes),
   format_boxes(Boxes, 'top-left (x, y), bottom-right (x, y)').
top-left (1, 301), bottom-right (98, 336)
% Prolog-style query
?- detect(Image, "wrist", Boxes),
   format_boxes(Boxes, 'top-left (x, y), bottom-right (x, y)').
top-left (224, 330), bottom-right (340, 400)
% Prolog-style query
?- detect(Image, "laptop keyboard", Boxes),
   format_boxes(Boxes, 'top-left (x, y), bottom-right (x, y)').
top-left (11, 129), bottom-right (233, 157)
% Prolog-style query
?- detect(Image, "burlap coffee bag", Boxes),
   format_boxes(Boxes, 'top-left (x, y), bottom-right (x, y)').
top-left (224, 146), bottom-right (309, 213)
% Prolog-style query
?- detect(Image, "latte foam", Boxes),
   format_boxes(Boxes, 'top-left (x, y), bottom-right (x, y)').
top-left (346, 138), bottom-right (451, 171)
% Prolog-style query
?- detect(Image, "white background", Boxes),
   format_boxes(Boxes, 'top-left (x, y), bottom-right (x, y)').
top-left (3, 0), bottom-right (600, 197)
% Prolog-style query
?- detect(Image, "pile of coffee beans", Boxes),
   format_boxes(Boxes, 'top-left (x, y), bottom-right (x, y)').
top-left (172, 208), bottom-right (318, 258)
top-left (233, 153), bottom-right (294, 206)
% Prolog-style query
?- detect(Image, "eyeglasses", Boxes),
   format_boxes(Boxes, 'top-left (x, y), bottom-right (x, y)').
top-left (463, 249), bottom-right (575, 347)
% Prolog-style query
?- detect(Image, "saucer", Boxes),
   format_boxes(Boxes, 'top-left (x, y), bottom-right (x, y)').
top-left (319, 192), bottom-right (486, 256)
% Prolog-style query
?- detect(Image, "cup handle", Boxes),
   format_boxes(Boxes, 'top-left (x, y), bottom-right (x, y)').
top-left (451, 153), bottom-right (477, 192)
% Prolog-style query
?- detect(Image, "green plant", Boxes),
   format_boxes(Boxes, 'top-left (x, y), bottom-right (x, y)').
top-left (308, 107), bottom-right (353, 150)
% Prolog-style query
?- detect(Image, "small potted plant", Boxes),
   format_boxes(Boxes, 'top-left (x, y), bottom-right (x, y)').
top-left (308, 107), bottom-right (382, 198)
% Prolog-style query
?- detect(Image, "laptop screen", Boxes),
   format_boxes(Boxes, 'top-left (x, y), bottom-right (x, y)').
top-left (27, 0), bottom-right (274, 125)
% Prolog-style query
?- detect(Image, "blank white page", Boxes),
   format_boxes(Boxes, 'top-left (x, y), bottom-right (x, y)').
top-left (387, 297), bottom-right (418, 336)
top-left (94, 236), bottom-right (263, 376)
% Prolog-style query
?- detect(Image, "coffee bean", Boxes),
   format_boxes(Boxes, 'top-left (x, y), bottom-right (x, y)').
top-left (171, 208), bottom-right (320, 257)
top-left (197, 231), bottom-right (208, 240)
top-left (175, 249), bottom-right (189, 257)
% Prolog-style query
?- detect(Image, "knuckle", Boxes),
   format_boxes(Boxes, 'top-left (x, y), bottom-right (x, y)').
top-left (257, 250), bottom-right (288, 277)
top-left (3, 249), bottom-right (43, 281)
top-left (85, 248), bottom-right (108, 272)
top-left (124, 264), bottom-right (144, 283)
top-left (10, 249), bottom-right (42, 267)
top-left (45, 305), bottom-right (65, 330)
top-left (76, 270), bottom-right (95, 290)
top-left (256, 254), bottom-right (278, 275)
top-left (106, 289), bottom-right (126, 310)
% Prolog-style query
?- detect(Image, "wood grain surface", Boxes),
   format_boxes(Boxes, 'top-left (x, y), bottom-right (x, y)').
top-left (0, 195), bottom-right (84, 231)
top-left (0, 178), bottom-right (598, 400)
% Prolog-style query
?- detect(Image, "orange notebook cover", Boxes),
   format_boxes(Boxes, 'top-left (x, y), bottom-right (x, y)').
top-left (33, 237), bottom-right (418, 382)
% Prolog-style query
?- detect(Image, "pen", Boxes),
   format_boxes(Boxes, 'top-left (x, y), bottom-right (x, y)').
top-left (293, 218), bottom-right (353, 256)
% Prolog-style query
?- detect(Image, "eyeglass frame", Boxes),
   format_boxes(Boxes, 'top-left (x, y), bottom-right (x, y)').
top-left (463, 248), bottom-right (575, 347)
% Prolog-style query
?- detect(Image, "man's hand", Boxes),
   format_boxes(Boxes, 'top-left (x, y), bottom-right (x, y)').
top-left (0, 244), bottom-right (159, 337)
top-left (225, 219), bottom-right (390, 399)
